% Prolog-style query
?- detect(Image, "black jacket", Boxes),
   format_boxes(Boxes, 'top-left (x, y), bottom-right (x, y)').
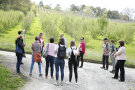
top-left (15, 38), bottom-right (25, 54)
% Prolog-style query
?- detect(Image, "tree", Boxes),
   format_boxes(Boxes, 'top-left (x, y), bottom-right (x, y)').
top-left (70, 4), bottom-right (79, 12)
top-left (123, 8), bottom-right (135, 21)
top-left (44, 5), bottom-right (51, 9)
top-left (107, 10), bottom-right (120, 19)
top-left (54, 4), bottom-right (61, 11)
top-left (83, 6), bottom-right (93, 16)
top-left (39, 1), bottom-right (44, 7)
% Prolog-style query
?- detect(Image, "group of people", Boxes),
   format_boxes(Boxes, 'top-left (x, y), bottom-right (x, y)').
top-left (15, 31), bottom-right (86, 86)
top-left (101, 38), bottom-right (126, 82)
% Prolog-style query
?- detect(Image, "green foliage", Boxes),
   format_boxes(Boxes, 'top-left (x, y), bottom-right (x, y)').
top-left (21, 11), bottom-right (34, 31)
top-left (0, 64), bottom-right (25, 89)
top-left (0, 10), bottom-right (24, 32)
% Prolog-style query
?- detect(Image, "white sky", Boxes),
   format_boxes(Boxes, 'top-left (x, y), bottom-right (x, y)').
top-left (31, 0), bottom-right (135, 12)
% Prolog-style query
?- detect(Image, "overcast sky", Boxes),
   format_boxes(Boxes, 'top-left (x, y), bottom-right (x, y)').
top-left (31, 0), bottom-right (135, 12)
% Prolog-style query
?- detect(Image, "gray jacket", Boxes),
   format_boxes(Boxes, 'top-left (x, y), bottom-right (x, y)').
top-left (32, 41), bottom-right (41, 53)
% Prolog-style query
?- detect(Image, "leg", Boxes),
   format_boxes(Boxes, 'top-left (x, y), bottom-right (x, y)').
top-left (80, 51), bottom-right (84, 67)
top-left (16, 54), bottom-right (23, 73)
top-left (112, 56), bottom-right (116, 71)
top-left (45, 56), bottom-right (50, 76)
top-left (74, 60), bottom-right (78, 83)
top-left (55, 58), bottom-right (59, 81)
top-left (50, 56), bottom-right (55, 77)
top-left (77, 56), bottom-right (80, 67)
top-left (114, 61), bottom-right (119, 79)
top-left (119, 60), bottom-right (126, 81)
top-left (30, 55), bottom-right (35, 74)
top-left (102, 55), bottom-right (105, 68)
top-left (68, 59), bottom-right (73, 82)
top-left (60, 60), bottom-right (65, 81)
top-left (38, 62), bottom-right (42, 75)
top-left (106, 56), bottom-right (109, 69)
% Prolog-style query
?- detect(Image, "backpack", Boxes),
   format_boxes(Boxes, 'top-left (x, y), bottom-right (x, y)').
top-left (57, 45), bottom-right (66, 59)
top-left (70, 47), bottom-right (77, 61)
top-left (33, 52), bottom-right (42, 63)
top-left (15, 42), bottom-right (23, 54)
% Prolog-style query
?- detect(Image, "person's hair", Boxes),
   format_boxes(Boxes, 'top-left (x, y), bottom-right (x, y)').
top-left (81, 37), bottom-right (84, 40)
top-left (35, 36), bottom-right (39, 41)
top-left (39, 33), bottom-right (43, 36)
top-left (119, 40), bottom-right (124, 47)
top-left (60, 34), bottom-right (64, 37)
top-left (18, 31), bottom-right (22, 35)
top-left (50, 37), bottom-right (54, 43)
top-left (104, 38), bottom-right (108, 41)
top-left (58, 38), bottom-right (65, 45)
top-left (110, 40), bottom-right (114, 43)
top-left (70, 40), bottom-right (75, 47)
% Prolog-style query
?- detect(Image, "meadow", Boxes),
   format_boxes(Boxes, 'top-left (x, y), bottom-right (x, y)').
top-left (0, 8), bottom-right (135, 68)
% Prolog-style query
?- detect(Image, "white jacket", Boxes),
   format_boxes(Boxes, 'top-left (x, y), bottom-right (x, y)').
top-left (115, 46), bottom-right (126, 60)
top-left (66, 46), bottom-right (78, 58)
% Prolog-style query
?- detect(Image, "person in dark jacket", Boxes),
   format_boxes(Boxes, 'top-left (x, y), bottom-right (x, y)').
top-left (15, 31), bottom-right (25, 74)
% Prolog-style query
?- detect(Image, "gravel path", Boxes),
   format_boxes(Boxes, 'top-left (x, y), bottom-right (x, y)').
top-left (0, 50), bottom-right (135, 90)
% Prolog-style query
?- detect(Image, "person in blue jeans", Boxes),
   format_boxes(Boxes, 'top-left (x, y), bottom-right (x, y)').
top-left (44, 37), bottom-right (56, 78)
top-left (29, 37), bottom-right (42, 77)
top-left (54, 38), bottom-right (66, 86)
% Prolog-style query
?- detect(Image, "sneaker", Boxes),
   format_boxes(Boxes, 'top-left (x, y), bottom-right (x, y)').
top-left (75, 82), bottom-right (79, 85)
top-left (79, 66), bottom-right (83, 68)
top-left (112, 77), bottom-right (118, 79)
top-left (17, 71), bottom-right (22, 74)
top-left (119, 80), bottom-right (125, 82)
top-left (66, 81), bottom-right (72, 85)
top-left (39, 74), bottom-right (43, 77)
top-left (110, 70), bottom-right (115, 73)
top-left (61, 81), bottom-right (64, 86)
top-left (29, 74), bottom-right (32, 77)
top-left (21, 62), bottom-right (24, 65)
top-left (45, 76), bottom-right (48, 79)
top-left (104, 68), bottom-right (108, 70)
top-left (51, 76), bottom-right (54, 79)
top-left (100, 67), bottom-right (105, 69)
top-left (54, 81), bottom-right (59, 86)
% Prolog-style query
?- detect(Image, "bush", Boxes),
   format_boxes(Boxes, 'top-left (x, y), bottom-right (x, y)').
top-left (0, 10), bottom-right (24, 32)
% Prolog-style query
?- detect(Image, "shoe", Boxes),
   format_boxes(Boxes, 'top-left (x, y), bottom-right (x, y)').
top-left (100, 67), bottom-right (105, 69)
top-left (110, 70), bottom-right (115, 74)
top-left (39, 74), bottom-right (43, 77)
top-left (112, 77), bottom-right (118, 79)
top-left (66, 81), bottom-right (72, 85)
top-left (75, 82), bottom-right (79, 85)
top-left (54, 81), bottom-right (59, 86)
top-left (17, 71), bottom-right (22, 74)
top-left (51, 76), bottom-right (54, 79)
top-left (61, 81), bottom-right (64, 86)
top-left (119, 80), bottom-right (125, 82)
top-left (21, 62), bottom-right (24, 65)
top-left (79, 66), bottom-right (83, 68)
top-left (45, 76), bottom-right (48, 79)
top-left (104, 68), bottom-right (108, 70)
top-left (29, 74), bottom-right (32, 77)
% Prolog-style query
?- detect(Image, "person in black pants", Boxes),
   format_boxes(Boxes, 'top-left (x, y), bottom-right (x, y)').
top-left (15, 31), bottom-right (25, 74)
top-left (112, 40), bottom-right (126, 82)
top-left (66, 40), bottom-right (78, 84)
top-left (101, 38), bottom-right (110, 70)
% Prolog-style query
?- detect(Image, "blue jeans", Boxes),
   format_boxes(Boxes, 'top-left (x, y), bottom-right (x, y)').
top-left (16, 54), bottom-right (23, 73)
top-left (55, 58), bottom-right (65, 81)
top-left (30, 55), bottom-right (42, 74)
top-left (45, 55), bottom-right (55, 76)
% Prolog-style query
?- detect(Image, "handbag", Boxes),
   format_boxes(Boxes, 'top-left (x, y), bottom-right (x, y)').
top-left (16, 43), bottom-right (23, 54)
top-left (43, 43), bottom-right (49, 58)
top-left (33, 52), bottom-right (42, 62)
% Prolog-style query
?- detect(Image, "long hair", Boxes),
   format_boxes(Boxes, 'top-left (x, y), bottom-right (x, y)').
top-left (58, 38), bottom-right (65, 45)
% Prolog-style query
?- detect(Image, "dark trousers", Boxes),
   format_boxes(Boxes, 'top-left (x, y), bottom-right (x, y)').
top-left (55, 58), bottom-right (65, 81)
top-left (68, 58), bottom-right (78, 83)
top-left (16, 54), bottom-right (23, 73)
top-left (114, 60), bottom-right (126, 81)
top-left (45, 55), bottom-right (55, 76)
top-left (77, 51), bottom-right (84, 67)
top-left (102, 55), bottom-right (109, 69)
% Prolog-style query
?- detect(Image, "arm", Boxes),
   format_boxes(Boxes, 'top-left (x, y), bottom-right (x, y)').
top-left (114, 47), bottom-right (123, 56)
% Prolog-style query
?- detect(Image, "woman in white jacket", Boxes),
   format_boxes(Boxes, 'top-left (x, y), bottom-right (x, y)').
top-left (112, 40), bottom-right (126, 82)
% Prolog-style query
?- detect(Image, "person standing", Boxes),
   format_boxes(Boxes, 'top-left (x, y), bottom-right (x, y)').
top-left (15, 31), bottom-right (25, 74)
top-left (101, 38), bottom-right (110, 70)
top-left (39, 33), bottom-right (44, 56)
top-left (77, 37), bottom-right (86, 68)
top-left (66, 40), bottom-right (78, 84)
top-left (60, 34), bottom-right (67, 47)
top-left (44, 37), bottom-right (56, 79)
top-left (30, 37), bottom-right (42, 77)
top-left (110, 40), bottom-right (117, 73)
top-left (54, 38), bottom-right (66, 86)
top-left (112, 40), bottom-right (126, 82)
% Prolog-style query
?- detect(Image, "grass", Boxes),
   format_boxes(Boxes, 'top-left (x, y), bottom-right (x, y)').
top-left (0, 64), bottom-right (25, 90)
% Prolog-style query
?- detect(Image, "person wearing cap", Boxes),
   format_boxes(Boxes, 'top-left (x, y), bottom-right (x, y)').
top-left (60, 34), bottom-right (67, 47)
top-left (101, 38), bottom-right (110, 70)
top-left (77, 37), bottom-right (86, 68)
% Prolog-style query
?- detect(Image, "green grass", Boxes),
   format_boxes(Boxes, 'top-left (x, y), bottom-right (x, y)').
top-left (0, 64), bottom-right (25, 90)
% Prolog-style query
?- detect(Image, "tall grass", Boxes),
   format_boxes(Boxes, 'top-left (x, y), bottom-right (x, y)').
top-left (0, 10), bottom-right (24, 32)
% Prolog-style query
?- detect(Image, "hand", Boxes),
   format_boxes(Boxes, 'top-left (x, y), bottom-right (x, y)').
top-left (24, 44), bottom-right (26, 47)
